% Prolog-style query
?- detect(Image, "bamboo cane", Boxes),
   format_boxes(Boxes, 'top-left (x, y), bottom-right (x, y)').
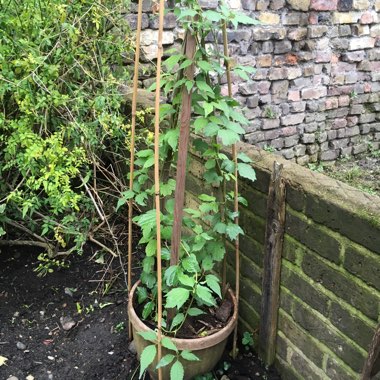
top-left (222, 20), bottom-right (240, 360)
top-left (154, 0), bottom-right (166, 379)
top-left (128, 0), bottom-right (144, 341)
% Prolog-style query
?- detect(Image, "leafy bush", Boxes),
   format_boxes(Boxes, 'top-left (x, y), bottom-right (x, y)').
top-left (0, 0), bottom-right (134, 258)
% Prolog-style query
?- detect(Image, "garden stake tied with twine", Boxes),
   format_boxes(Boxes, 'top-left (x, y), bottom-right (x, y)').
top-left (127, 0), bottom-right (165, 378)
top-left (128, 0), bottom-right (143, 341)
top-left (221, 20), bottom-right (240, 361)
top-left (152, 0), bottom-right (166, 378)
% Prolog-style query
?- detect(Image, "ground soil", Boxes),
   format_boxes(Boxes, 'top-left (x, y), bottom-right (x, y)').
top-left (315, 152), bottom-right (380, 197)
top-left (0, 248), bottom-right (281, 380)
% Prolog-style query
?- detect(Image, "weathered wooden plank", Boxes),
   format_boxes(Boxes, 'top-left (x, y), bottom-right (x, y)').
top-left (258, 161), bottom-right (286, 366)
top-left (362, 324), bottom-right (380, 380)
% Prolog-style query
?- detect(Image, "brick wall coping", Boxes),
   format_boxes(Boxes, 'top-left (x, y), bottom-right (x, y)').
top-left (235, 141), bottom-right (380, 226)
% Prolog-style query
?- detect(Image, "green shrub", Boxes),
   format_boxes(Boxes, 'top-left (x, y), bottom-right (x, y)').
top-left (0, 0), bottom-right (133, 258)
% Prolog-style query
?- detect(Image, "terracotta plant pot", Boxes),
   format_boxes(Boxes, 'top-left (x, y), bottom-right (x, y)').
top-left (128, 281), bottom-right (237, 380)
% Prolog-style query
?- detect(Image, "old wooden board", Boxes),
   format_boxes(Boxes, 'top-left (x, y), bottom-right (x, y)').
top-left (258, 161), bottom-right (286, 366)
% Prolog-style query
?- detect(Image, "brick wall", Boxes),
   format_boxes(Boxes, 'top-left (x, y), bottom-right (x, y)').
top-left (186, 142), bottom-right (380, 379)
top-left (126, 0), bottom-right (380, 164)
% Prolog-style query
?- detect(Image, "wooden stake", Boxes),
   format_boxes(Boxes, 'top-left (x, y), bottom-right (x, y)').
top-left (222, 21), bottom-right (240, 359)
top-left (170, 31), bottom-right (197, 266)
top-left (154, 0), bottom-right (166, 379)
top-left (258, 161), bottom-right (286, 366)
top-left (128, 0), bottom-right (143, 341)
top-left (361, 324), bottom-right (380, 380)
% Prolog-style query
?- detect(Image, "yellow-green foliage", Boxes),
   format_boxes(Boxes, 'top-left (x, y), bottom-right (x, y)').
top-left (0, 0), bottom-right (132, 251)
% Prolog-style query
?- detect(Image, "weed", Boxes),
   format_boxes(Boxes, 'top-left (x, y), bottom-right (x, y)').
top-left (263, 145), bottom-right (275, 153)
top-left (264, 107), bottom-right (277, 119)
top-left (350, 90), bottom-right (358, 99)
top-left (308, 163), bottom-right (324, 173)
top-left (242, 331), bottom-right (254, 349)
top-left (114, 322), bottom-right (125, 333)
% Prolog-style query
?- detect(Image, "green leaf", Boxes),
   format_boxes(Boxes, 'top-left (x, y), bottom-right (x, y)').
top-left (146, 239), bottom-right (157, 257)
top-left (207, 241), bottom-right (225, 261)
top-left (135, 192), bottom-right (148, 206)
top-left (161, 336), bottom-right (178, 352)
top-left (137, 149), bottom-right (154, 158)
top-left (237, 152), bottom-right (252, 163)
top-left (218, 129), bottom-right (240, 146)
top-left (170, 360), bottom-right (184, 380)
top-left (227, 122), bottom-right (245, 135)
top-left (178, 272), bottom-right (195, 287)
top-left (198, 60), bottom-right (213, 72)
top-left (139, 344), bottom-right (157, 378)
top-left (195, 285), bottom-right (216, 306)
top-left (194, 117), bottom-right (208, 133)
top-left (143, 155), bottom-right (155, 169)
top-left (201, 256), bottom-right (214, 271)
top-left (116, 190), bottom-right (134, 211)
top-left (164, 265), bottom-right (178, 287)
top-left (204, 10), bottom-right (222, 22)
top-left (138, 330), bottom-right (157, 343)
top-left (234, 13), bottom-right (259, 25)
top-left (182, 254), bottom-right (200, 273)
top-left (226, 223), bottom-right (244, 240)
top-left (188, 307), bottom-right (205, 316)
top-left (165, 129), bottom-right (179, 150)
top-left (179, 59), bottom-right (193, 70)
top-left (177, 8), bottom-right (197, 20)
top-left (116, 197), bottom-right (127, 211)
top-left (165, 287), bottom-right (190, 309)
top-left (198, 194), bottom-right (216, 202)
top-left (170, 313), bottom-right (185, 330)
top-left (156, 354), bottom-right (175, 369)
top-left (181, 350), bottom-right (200, 361)
top-left (237, 163), bottom-right (257, 182)
top-left (142, 301), bottom-right (154, 319)
top-left (204, 102), bottom-right (213, 117)
top-left (161, 179), bottom-right (176, 196)
top-left (141, 272), bottom-right (157, 288)
top-left (164, 55), bottom-right (183, 70)
top-left (196, 80), bottom-right (213, 94)
top-left (137, 286), bottom-right (148, 303)
top-left (206, 274), bottom-right (222, 298)
top-left (143, 256), bottom-right (155, 273)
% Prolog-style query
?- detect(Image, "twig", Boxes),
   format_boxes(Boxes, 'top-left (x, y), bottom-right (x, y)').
top-left (88, 236), bottom-right (117, 257)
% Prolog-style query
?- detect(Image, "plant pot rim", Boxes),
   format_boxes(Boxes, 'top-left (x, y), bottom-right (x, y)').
top-left (128, 280), bottom-right (238, 351)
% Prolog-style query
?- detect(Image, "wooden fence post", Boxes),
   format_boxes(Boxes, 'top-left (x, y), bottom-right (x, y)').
top-left (259, 161), bottom-right (286, 366)
top-left (361, 324), bottom-right (380, 380)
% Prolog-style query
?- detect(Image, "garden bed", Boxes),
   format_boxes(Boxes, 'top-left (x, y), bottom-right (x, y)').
top-left (0, 248), bottom-right (281, 380)
top-left (309, 150), bottom-right (380, 197)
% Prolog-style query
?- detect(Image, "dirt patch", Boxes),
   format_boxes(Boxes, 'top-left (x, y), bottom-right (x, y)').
top-left (0, 248), bottom-right (136, 380)
top-left (0, 248), bottom-right (281, 380)
top-left (309, 152), bottom-right (380, 197)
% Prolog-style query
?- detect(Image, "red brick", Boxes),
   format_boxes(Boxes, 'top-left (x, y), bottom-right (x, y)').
top-left (311, 0), bottom-right (338, 10)
top-left (288, 90), bottom-right (301, 101)
top-left (325, 97), bottom-right (339, 109)
top-left (302, 87), bottom-right (327, 99)
top-left (339, 95), bottom-right (350, 107)
top-left (332, 118), bottom-right (348, 129)
top-left (360, 11), bottom-right (374, 24)
top-left (309, 12), bottom-right (319, 24)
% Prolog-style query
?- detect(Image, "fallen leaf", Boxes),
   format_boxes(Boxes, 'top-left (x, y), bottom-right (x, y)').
top-left (0, 355), bottom-right (8, 366)
top-left (43, 339), bottom-right (54, 346)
